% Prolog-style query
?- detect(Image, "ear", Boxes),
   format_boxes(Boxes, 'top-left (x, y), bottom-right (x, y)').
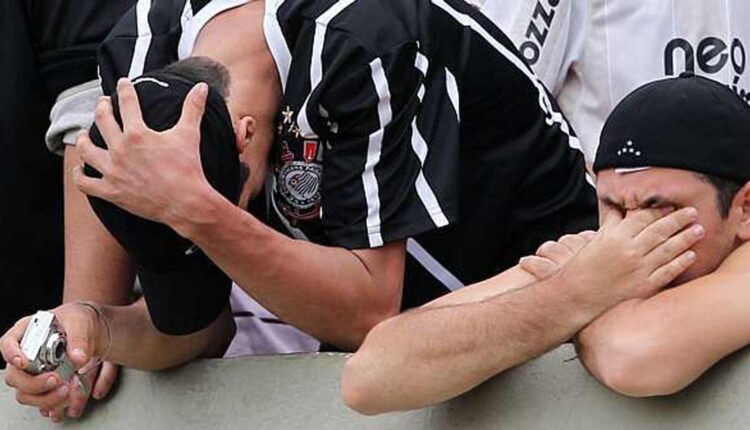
top-left (234, 116), bottom-right (257, 154)
top-left (733, 181), bottom-right (750, 241)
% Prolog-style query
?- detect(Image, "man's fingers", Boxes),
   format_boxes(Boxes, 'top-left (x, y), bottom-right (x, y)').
top-left (4, 367), bottom-right (60, 395)
top-left (648, 250), bottom-right (697, 290)
top-left (519, 256), bottom-right (560, 279)
top-left (535, 240), bottom-right (574, 263)
top-left (579, 230), bottom-right (597, 242)
top-left (72, 166), bottom-right (113, 200)
top-left (93, 96), bottom-right (122, 148)
top-left (0, 317), bottom-right (30, 368)
top-left (15, 384), bottom-right (70, 410)
top-left (76, 132), bottom-right (110, 174)
top-left (49, 402), bottom-right (68, 423)
top-left (66, 377), bottom-right (91, 419)
top-left (557, 233), bottom-right (592, 255)
top-left (645, 222), bottom-right (704, 270)
top-left (116, 78), bottom-right (147, 133)
top-left (59, 309), bottom-right (96, 368)
top-left (93, 362), bottom-right (118, 400)
top-left (634, 207), bottom-right (699, 253)
top-left (620, 208), bottom-right (667, 237)
top-left (599, 206), bottom-right (623, 229)
top-left (177, 83), bottom-right (208, 134)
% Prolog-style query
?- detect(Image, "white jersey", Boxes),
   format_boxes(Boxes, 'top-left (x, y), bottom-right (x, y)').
top-left (477, 0), bottom-right (750, 163)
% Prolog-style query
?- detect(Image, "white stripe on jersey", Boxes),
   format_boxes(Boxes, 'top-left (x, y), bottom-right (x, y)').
top-left (128, 0), bottom-right (153, 78)
top-left (178, 0), bottom-right (249, 60)
top-left (180, 0), bottom-right (193, 29)
top-left (407, 238), bottom-right (464, 291)
top-left (445, 67), bottom-right (460, 120)
top-left (410, 53), bottom-right (449, 228)
top-left (264, 0), bottom-right (293, 92)
top-left (298, 0), bottom-right (359, 139)
top-left (363, 57), bottom-right (390, 248)
top-left (411, 124), bottom-right (450, 228)
top-left (431, 0), bottom-right (583, 153)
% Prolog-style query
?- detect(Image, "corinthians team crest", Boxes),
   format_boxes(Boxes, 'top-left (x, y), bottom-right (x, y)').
top-left (278, 161), bottom-right (322, 220)
top-left (274, 105), bottom-right (324, 222)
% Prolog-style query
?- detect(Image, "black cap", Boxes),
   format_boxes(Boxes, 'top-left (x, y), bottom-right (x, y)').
top-left (594, 73), bottom-right (750, 181)
top-left (85, 70), bottom-right (239, 335)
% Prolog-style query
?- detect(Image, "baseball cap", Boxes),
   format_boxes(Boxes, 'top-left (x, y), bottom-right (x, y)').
top-left (594, 72), bottom-right (750, 181)
top-left (84, 69), bottom-right (239, 335)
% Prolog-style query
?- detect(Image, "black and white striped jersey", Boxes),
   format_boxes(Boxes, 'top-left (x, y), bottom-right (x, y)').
top-left (98, 0), bottom-right (597, 310)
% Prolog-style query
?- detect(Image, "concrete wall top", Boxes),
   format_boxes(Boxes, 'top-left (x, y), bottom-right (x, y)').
top-left (2, 344), bottom-right (749, 429)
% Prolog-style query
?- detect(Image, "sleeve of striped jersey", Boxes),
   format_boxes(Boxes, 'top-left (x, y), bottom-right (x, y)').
top-left (97, 0), bottom-right (184, 96)
top-left (315, 42), bottom-right (458, 249)
top-left (97, 6), bottom-right (140, 96)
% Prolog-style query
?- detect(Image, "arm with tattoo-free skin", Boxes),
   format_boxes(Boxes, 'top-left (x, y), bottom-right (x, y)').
top-left (0, 144), bottom-right (137, 423)
top-left (340, 207), bottom-right (703, 415)
top-left (575, 242), bottom-right (750, 397)
top-left (73, 80), bottom-right (405, 351)
top-left (0, 145), bottom-right (234, 422)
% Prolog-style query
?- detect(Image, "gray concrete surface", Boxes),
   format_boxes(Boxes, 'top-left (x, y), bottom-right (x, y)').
top-left (2, 344), bottom-right (749, 429)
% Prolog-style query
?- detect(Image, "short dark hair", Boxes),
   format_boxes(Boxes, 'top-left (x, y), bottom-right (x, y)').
top-left (162, 56), bottom-right (231, 99)
top-left (696, 173), bottom-right (746, 218)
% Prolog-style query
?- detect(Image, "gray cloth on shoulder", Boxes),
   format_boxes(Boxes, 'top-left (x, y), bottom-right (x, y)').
top-left (46, 79), bottom-right (102, 155)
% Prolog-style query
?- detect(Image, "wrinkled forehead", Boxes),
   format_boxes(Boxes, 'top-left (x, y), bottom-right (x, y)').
top-left (595, 167), bottom-right (707, 204)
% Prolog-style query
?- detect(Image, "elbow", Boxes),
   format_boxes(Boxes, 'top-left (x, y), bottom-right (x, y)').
top-left (582, 333), bottom-right (684, 398)
top-left (340, 322), bottom-right (394, 415)
top-left (341, 354), bottom-right (386, 416)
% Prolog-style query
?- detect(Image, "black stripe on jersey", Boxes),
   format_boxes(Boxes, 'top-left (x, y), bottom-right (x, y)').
top-left (430, 0), bottom-right (583, 154)
top-left (232, 311), bottom-right (287, 325)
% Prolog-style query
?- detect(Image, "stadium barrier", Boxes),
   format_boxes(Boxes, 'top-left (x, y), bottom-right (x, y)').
top-left (2, 344), bottom-right (749, 429)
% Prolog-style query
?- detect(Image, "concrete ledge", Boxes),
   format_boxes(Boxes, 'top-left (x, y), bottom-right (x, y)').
top-left (2, 344), bottom-right (750, 429)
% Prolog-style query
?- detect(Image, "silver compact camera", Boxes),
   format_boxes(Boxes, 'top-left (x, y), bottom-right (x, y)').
top-left (20, 311), bottom-right (76, 381)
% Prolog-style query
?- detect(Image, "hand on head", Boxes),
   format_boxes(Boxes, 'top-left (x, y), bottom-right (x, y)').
top-left (73, 78), bottom-right (214, 233)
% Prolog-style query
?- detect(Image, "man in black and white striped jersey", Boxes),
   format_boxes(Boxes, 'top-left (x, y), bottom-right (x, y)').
top-left (2, 0), bottom-right (597, 380)
top-left (83, 0), bottom-right (596, 351)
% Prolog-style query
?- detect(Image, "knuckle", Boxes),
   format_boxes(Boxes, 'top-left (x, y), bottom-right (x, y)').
top-left (15, 392), bottom-right (29, 406)
top-left (623, 249), bottom-right (640, 264)
top-left (94, 104), bottom-right (109, 122)
top-left (536, 241), bottom-right (556, 255)
top-left (558, 235), bottom-right (577, 246)
top-left (123, 128), bottom-right (144, 144)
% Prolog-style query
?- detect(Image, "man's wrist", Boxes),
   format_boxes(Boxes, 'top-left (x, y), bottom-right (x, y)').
top-left (165, 183), bottom-right (227, 240)
top-left (543, 269), bottom-right (609, 330)
top-left (75, 301), bottom-right (112, 360)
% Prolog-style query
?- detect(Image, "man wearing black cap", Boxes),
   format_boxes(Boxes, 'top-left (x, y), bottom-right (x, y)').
top-left (4, 0), bottom-right (603, 358)
top-left (2, 0), bottom-right (685, 414)
top-left (342, 73), bottom-right (750, 413)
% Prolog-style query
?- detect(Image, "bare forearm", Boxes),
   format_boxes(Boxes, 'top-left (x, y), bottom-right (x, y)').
top-left (577, 264), bottom-right (750, 396)
top-left (343, 272), bottom-right (601, 414)
top-left (177, 192), bottom-right (402, 351)
top-left (63, 145), bottom-right (134, 304)
top-left (97, 300), bottom-right (234, 370)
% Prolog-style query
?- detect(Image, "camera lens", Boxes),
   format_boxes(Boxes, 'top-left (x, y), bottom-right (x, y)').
top-left (44, 333), bottom-right (66, 367)
top-left (53, 340), bottom-right (65, 361)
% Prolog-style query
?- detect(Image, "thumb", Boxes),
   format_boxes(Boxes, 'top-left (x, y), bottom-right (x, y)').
top-left (178, 82), bottom-right (209, 134)
top-left (60, 309), bottom-right (97, 369)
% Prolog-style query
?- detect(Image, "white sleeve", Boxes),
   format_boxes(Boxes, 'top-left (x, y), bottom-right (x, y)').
top-left (477, 0), bottom-right (587, 95)
top-left (45, 79), bottom-right (102, 156)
